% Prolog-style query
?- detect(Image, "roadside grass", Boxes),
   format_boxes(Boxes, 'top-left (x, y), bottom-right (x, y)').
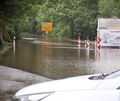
top-left (0, 42), bottom-right (11, 54)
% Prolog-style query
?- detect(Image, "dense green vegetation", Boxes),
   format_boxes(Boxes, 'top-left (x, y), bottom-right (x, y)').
top-left (0, 0), bottom-right (120, 43)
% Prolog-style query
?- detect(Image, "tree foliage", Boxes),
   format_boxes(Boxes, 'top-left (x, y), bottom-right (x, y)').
top-left (36, 0), bottom-right (99, 39)
top-left (98, 0), bottom-right (120, 18)
top-left (0, 0), bottom-right (120, 43)
top-left (0, 0), bottom-right (40, 42)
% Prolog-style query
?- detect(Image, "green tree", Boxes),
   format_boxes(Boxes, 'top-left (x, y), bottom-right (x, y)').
top-left (98, 0), bottom-right (120, 17)
top-left (1, 0), bottom-right (119, 42)
top-left (37, 0), bottom-right (99, 39)
top-left (0, 0), bottom-right (41, 42)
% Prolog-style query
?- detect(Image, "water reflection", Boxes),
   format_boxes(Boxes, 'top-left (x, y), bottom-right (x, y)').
top-left (93, 48), bottom-right (120, 73)
top-left (77, 44), bottom-right (80, 58)
top-left (0, 38), bottom-right (120, 79)
top-left (13, 40), bottom-right (16, 56)
top-left (86, 46), bottom-right (90, 60)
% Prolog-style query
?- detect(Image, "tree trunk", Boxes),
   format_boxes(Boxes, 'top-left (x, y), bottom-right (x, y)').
top-left (0, 18), bottom-right (5, 44)
top-left (69, 21), bottom-right (75, 39)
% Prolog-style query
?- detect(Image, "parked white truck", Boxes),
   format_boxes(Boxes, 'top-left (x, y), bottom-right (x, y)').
top-left (97, 18), bottom-right (120, 47)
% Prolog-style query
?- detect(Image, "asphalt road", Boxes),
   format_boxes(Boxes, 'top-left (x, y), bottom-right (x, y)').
top-left (0, 65), bottom-right (51, 101)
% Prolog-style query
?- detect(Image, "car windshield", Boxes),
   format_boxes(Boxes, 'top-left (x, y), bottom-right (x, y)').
top-left (89, 69), bottom-right (120, 80)
top-left (104, 69), bottom-right (120, 79)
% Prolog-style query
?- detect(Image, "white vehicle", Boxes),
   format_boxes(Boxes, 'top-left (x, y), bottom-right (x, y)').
top-left (13, 70), bottom-right (120, 101)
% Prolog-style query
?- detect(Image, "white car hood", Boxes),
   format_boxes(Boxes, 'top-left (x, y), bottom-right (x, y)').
top-left (15, 75), bottom-right (101, 96)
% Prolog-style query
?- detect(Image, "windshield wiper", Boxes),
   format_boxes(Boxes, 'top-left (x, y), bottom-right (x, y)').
top-left (89, 73), bottom-right (110, 80)
top-left (100, 73), bottom-right (110, 79)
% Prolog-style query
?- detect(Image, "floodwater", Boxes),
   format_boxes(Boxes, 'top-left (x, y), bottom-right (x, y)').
top-left (0, 37), bottom-right (120, 79)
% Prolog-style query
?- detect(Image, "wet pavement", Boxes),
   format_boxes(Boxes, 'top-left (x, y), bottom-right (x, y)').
top-left (0, 65), bottom-right (51, 101)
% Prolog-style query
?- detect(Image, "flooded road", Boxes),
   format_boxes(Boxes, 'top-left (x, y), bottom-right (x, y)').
top-left (0, 37), bottom-right (120, 79)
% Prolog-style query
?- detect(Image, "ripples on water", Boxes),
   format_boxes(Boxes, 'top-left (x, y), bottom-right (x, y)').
top-left (0, 38), bottom-right (120, 79)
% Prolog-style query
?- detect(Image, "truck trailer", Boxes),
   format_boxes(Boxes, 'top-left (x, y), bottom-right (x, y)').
top-left (97, 18), bottom-right (120, 47)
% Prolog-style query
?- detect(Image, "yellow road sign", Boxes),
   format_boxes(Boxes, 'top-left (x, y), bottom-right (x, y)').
top-left (41, 22), bottom-right (52, 32)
